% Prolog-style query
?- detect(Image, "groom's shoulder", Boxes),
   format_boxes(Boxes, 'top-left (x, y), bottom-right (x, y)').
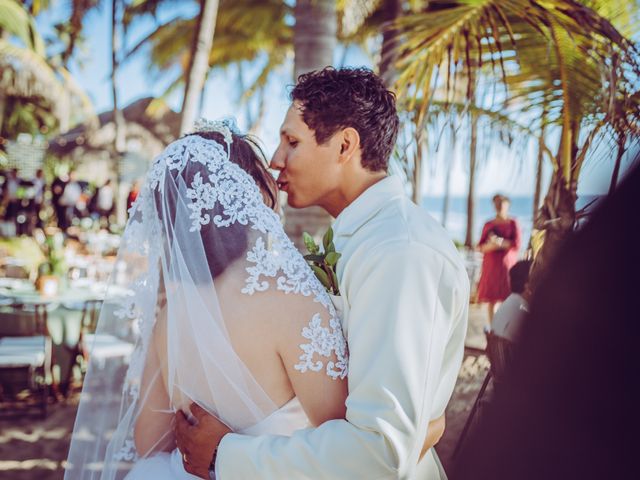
top-left (362, 196), bottom-right (462, 266)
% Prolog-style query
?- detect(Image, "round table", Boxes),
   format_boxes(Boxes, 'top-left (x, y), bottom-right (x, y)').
top-left (0, 279), bottom-right (131, 396)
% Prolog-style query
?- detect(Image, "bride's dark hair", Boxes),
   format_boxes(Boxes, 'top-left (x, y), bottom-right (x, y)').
top-left (155, 131), bottom-right (278, 280)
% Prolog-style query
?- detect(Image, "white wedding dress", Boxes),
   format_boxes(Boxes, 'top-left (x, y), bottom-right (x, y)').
top-left (65, 121), bottom-right (347, 480)
top-left (126, 397), bottom-right (310, 479)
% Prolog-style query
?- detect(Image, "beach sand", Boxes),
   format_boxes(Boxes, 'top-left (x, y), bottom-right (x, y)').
top-left (0, 305), bottom-right (490, 479)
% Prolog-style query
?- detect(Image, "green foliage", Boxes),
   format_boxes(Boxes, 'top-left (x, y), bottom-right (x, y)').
top-left (393, 0), bottom-right (640, 188)
top-left (0, 2), bottom-right (95, 140)
top-left (37, 231), bottom-right (66, 278)
top-left (0, 236), bottom-right (45, 274)
top-left (303, 227), bottom-right (341, 296)
top-left (125, 0), bottom-right (290, 105)
top-left (0, 0), bottom-right (45, 54)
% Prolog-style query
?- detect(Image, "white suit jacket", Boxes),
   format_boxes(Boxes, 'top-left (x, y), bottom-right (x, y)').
top-left (216, 176), bottom-right (469, 479)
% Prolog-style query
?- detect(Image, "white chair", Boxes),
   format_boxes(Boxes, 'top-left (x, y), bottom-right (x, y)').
top-left (79, 301), bottom-right (134, 370)
top-left (0, 305), bottom-right (51, 418)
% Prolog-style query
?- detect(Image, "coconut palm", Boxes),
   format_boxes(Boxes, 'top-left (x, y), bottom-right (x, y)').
top-left (0, 0), bottom-right (94, 138)
top-left (124, 0), bottom-right (289, 121)
top-left (179, 0), bottom-right (219, 134)
top-left (281, 0), bottom-right (337, 250)
top-left (393, 0), bottom-right (640, 280)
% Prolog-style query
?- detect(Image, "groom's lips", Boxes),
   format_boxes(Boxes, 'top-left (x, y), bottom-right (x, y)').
top-left (277, 180), bottom-right (289, 192)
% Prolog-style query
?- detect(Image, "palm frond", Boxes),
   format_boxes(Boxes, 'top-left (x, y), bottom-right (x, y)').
top-left (0, 39), bottom-right (95, 131)
top-left (393, 0), bottom-right (640, 186)
top-left (0, 0), bottom-right (45, 54)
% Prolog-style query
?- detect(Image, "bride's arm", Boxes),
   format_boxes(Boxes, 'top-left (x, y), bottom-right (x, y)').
top-left (275, 297), bottom-right (348, 427)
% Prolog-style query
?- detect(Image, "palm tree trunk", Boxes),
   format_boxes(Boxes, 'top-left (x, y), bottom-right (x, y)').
top-left (179, 0), bottom-right (219, 135)
top-left (529, 118), bottom-right (580, 291)
top-left (248, 88), bottom-right (266, 134)
top-left (111, 0), bottom-right (127, 224)
top-left (0, 91), bottom-right (6, 135)
top-left (464, 109), bottom-right (478, 248)
top-left (442, 128), bottom-right (455, 228)
top-left (412, 137), bottom-right (423, 205)
top-left (293, 0), bottom-right (336, 80)
top-left (286, 0), bottom-right (336, 251)
top-left (533, 129), bottom-right (545, 222)
top-left (529, 170), bottom-right (577, 290)
top-left (378, 0), bottom-right (402, 87)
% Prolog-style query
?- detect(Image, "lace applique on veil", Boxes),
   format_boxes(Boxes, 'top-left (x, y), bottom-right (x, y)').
top-left (128, 128), bottom-right (347, 385)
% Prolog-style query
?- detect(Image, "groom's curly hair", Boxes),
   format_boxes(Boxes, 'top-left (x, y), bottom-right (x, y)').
top-left (291, 67), bottom-right (399, 172)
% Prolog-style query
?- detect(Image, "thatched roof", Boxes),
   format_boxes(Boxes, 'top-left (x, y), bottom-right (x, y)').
top-left (48, 97), bottom-right (180, 156)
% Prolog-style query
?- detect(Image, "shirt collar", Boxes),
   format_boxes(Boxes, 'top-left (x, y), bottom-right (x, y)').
top-left (333, 175), bottom-right (406, 238)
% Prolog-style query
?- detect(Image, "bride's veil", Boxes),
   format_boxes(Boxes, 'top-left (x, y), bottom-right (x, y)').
top-left (64, 119), bottom-right (345, 479)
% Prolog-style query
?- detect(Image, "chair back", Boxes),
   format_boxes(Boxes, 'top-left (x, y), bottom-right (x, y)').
top-left (81, 300), bottom-right (103, 334)
top-left (0, 306), bottom-right (47, 337)
top-left (485, 330), bottom-right (514, 381)
top-left (1, 264), bottom-right (30, 279)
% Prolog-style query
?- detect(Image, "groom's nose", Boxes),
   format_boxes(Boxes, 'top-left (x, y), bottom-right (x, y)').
top-left (270, 145), bottom-right (285, 171)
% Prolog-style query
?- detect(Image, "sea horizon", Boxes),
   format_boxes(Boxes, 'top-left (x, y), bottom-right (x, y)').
top-left (421, 194), bottom-right (601, 247)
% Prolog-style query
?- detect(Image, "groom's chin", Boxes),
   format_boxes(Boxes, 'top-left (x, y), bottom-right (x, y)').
top-left (285, 195), bottom-right (306, 209)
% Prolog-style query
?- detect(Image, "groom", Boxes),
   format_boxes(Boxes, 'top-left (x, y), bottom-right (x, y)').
top-left (175, 67), bottom-right (469, 479)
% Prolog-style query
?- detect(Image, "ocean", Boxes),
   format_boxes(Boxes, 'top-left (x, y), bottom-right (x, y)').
top-left (421, 195), bottom-right (601, 247)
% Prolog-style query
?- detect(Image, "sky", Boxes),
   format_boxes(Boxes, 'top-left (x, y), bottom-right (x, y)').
top-left (35, 1), bottom-right (638, 198)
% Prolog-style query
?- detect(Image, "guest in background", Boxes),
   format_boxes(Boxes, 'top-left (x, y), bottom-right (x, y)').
top-left (491, 260), bottom-right (532, 342)
top-left (51, 172), bottom-right (69, 229)
top-left (31, 169), bottom-right (45, 230)
top-left (126, 180), bottom-right (140, 213)
top-left (2, 168), bottom-right (20, 225)
top-left (59, 170), bottom-right (81, 230)
top-left (476, 194), bottom-right (521, 325)
top-left (94, 179), bottom-right (115, 227)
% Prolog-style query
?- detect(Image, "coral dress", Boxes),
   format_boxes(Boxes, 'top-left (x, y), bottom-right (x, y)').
top-left (476, 218), bottom-right (521, 302)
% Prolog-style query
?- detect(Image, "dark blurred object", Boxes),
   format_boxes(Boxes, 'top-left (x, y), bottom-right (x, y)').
top-left (453, 163), bottom-right (640, 480)
top-left (454, 331), bottom-right (514, 458)
top-left (51, 173), bottom-right (69, 229)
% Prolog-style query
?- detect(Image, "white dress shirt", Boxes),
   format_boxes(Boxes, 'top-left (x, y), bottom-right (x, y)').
top-left (491, 293), bottom-right (528, 342)
top-left (216, 176), bottom-right (470, 479)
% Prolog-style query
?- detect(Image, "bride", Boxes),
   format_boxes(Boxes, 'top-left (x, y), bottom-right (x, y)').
top-left (64, 119), bottom-right (349, 479)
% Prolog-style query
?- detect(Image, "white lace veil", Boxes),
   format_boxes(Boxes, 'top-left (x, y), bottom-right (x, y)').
top-left (64, 119), bottom-right (346, 479)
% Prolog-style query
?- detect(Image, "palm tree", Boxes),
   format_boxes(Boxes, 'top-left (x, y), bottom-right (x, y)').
top-left (111, 0), bottom-right (125, 154)
top-left (283, 0), bottom-right (337, 250)
top-left (532, 110), bottom-right (548, 222)
top-left (124, 0), bottom-right (290, 116)
top-left (293, 0), bottom-right (337, 79)
top-left (393, 0), bottom-right (640, 282)
top-left (0, 0), bottom-right (93, 138)
top-left (465, 103), bottom-right (478, 248)
top-left (179, 0), bottom-right (219, 135)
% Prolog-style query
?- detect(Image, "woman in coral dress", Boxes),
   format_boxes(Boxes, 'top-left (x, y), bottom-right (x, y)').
top-left (476, 194), bottom-right (521, 325)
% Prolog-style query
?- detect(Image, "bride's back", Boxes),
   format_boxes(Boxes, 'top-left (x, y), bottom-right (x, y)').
top-left (154, 257), bottom-right (328, 420)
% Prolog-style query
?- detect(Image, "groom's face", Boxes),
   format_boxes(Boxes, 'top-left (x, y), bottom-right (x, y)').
top-left (271, 103), bottom-right (342, 209)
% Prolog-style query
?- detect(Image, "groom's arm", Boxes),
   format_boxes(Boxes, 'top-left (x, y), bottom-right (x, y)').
top-left (208, 241), bottom-right (466, 479)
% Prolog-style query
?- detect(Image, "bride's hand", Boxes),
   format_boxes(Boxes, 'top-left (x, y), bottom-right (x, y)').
top-left (175, 403), bottom-right (232, 479)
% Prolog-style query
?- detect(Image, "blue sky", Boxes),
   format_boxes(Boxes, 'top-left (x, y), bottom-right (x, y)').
top-left (35, 1), bottom-right (636, 197)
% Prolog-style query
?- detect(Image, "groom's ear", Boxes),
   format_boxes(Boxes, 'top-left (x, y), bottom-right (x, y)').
top-left (338, 127), bottom-right (361, 164)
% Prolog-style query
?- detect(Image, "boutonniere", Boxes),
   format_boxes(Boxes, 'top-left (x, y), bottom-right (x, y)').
top-left (303, 227), bottom-right (341, 296)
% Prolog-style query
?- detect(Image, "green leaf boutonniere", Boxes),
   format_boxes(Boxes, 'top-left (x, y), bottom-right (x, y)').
top-left (303, 227), bottom-right (341, 296)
